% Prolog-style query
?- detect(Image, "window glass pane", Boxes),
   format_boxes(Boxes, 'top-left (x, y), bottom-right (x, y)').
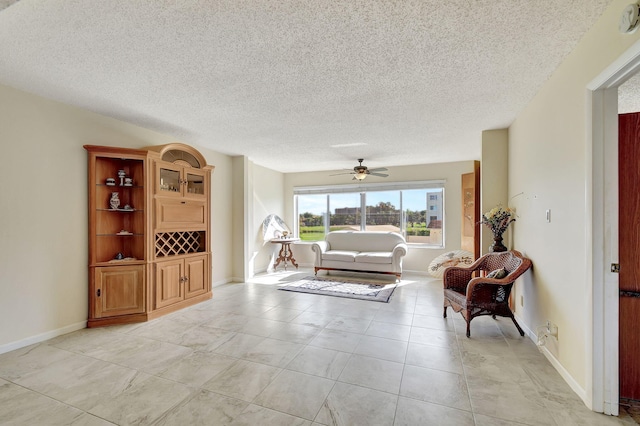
top-left (365, 191), bottom-right (401, 232)
top-left (329, 193), bottom-right (361, 231)
top-left (297, 194), bottom-right (326, 241)
top-left (403, 189), bottom-right (443, 245)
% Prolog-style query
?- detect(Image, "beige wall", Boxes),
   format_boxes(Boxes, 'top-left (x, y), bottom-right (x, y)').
top-left (480, 129), bottom-right (509, 254)
top-left (283, 161), bottom-right (476, 272)
top-left (0, 83), bottom-right (234, 350)
top-left (231, 156), bottom-right (249, 282)
top-left (508, 0), bottom-right (640, 394)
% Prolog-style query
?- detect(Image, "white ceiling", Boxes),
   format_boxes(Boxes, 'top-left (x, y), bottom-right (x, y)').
top-left (0, 0), bottom-right (614, 173)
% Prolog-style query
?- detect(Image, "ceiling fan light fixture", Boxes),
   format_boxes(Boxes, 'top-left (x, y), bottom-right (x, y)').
top-left (354, 172), bottom-right (367, 181)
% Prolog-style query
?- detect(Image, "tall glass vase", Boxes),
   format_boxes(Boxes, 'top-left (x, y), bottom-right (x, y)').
top-left (490, 233), bottom-right (508, 252)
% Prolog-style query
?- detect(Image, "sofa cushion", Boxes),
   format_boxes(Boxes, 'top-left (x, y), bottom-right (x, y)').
top-left (325, 231), bottom-right (405, 252)
top-left (354, 251), bottom-right (393, 264)
top-left (322, 250), bottom-right (357, 262)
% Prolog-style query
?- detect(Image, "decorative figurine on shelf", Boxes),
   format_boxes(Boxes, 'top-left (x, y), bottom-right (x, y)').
top-left (115, 252), bottom-right (124, 260)
top-left (109, 192), bottom-right (120, 210)
top-left (118, 169), bottom-right (126, 186)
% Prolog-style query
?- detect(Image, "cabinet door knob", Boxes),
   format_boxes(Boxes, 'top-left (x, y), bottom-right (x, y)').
top-left (96, 289), bottom-right (101, 297)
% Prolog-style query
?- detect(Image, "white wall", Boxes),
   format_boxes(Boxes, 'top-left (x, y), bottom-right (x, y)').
top-left (0, 83), bottom-right (234, 351)
top-left (250, 163), bottom-right (285, 274)
top-left (508, 0), bottom-right (640, 397)
top-left (283, 160), bottom-right (476, 273)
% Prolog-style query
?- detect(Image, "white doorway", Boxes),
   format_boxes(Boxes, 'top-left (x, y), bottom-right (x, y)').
top-left (588, 38), bottom-right (640, 415)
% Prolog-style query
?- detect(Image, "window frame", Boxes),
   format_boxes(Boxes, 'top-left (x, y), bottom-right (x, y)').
top-left (294, 180), bottom-right (445, 247)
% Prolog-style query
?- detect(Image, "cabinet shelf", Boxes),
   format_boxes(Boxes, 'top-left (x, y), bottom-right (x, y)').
top-left (98, 208), bottom-right (142, 212)
top-left (97, 233), bottom-right (143, 237)
top-left (98, 184), bottom-right (143, 188)
top-left (94, 259), bottom-right (145, 267)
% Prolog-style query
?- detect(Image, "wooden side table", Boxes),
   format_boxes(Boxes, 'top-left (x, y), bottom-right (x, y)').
top-left (271, 238), bottom-right (299, 271)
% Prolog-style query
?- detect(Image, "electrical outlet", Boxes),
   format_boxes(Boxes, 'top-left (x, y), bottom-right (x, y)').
top-left (520, 295), bottom-right (524, 307)
top-left (546, 321), bottom-right (558, 337)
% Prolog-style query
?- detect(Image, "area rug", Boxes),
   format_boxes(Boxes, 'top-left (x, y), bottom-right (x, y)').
top-left (278, 276), bottom-right (397, 302)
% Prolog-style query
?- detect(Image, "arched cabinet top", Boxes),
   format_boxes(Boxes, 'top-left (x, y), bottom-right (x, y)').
top-left (145, 143), bottom-right (208, 169)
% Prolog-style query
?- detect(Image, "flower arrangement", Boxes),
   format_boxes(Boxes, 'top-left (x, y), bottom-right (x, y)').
top-left (480, 205), bottom-right (516, 237)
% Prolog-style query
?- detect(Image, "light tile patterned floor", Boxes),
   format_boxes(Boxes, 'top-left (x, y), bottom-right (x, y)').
top-left (0, 270), bottom-right (636, 425)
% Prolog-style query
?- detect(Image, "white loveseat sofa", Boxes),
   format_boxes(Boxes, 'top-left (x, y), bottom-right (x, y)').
top-left (311, 231), bottom-right (408, 278)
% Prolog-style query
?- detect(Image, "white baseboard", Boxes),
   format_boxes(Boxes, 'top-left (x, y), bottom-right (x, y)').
top-left (212, 278), bottom-right (233, 287)
top-left (0, 321), bottom-right (87, 355)
top-left (514, 313), bottom-right (588, 405)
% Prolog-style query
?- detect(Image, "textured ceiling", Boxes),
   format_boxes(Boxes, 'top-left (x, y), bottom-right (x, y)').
top-left (0, 0), bottom-right (613, 173)
top-left (619, 72), bottom-right (640, 114)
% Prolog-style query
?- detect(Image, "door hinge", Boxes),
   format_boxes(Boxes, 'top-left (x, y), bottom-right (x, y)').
top-left (611, 263), bottom-right (620, 273)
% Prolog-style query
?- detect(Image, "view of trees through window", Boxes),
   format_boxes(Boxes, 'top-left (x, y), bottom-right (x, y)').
top-left (296, 186), bottom-right (444, 245)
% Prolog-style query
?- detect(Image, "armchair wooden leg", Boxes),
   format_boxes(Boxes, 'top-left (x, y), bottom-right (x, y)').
top-left (511, 316), bottom-right (525, 337)
top-left (443, 306), bottom-right (447, 318)
top-left (466, 321), bottom-right (471, 338)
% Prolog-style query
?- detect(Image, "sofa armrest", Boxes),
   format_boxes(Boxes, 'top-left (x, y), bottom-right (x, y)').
top-left (311, 241), bottom-right (329, 266)
top-left (391, 243), bottom-right (408, 266)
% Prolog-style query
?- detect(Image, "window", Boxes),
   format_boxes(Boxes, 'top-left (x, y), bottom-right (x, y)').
top-left (366, 191), bottom-right (401, 232)
top-left (295, 181), bottom-right (444, 246)
top-left (330, 193), bottom-right (361, 231)
top-left (297, 194), bottom-right (327, 241)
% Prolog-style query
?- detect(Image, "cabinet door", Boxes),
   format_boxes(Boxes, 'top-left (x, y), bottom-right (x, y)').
top-left (94, 266), bottom-right (145, 318)
top-left (156, 162), bottom-right (183, 198)
top-left (155, 259), bottom-right (184, 308)
top-left (184, 168), bottom-right (207, 200)
top-left (155, 199), bottom-right (206, 230)
top-left (185, 255), bottom-right (208, 299)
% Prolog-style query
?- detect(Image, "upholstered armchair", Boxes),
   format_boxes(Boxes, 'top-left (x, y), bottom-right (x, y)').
top-left (443, 250), bottom-right (532, 338)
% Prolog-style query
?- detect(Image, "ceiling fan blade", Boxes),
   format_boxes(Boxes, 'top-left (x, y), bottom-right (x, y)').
top-left (329, 172), bottom-right (355, 176)
top-left (368, 167), bottom-right (388, 172)
top-left (370, 172), bottom-right (389, 177)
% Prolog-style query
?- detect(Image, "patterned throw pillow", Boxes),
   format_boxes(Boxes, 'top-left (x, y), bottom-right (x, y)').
top-left (487, 267), bottom-right (508, 279)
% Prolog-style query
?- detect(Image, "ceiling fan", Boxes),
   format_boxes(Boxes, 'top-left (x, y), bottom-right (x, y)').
top-left (331, 159), bottom-right (389, 181)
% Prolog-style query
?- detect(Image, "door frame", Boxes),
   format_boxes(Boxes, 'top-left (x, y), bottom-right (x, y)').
top-left (587, 38), bottom-right (640, 415)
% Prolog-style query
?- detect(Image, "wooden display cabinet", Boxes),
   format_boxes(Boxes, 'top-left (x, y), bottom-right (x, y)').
top-left (84, 143), bottom-right (213, 327)
top-left (147, 143), bottom-right (213, 313)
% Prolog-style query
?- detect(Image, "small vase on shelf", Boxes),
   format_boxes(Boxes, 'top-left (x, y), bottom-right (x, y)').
top-left (490, 233), bottom-right (508, 252)
top-left (109, 192), bottom-right (120, 210)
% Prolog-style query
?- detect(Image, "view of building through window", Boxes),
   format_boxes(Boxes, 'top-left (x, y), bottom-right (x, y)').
top-left (296, 186), bottom-right (444, 246)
